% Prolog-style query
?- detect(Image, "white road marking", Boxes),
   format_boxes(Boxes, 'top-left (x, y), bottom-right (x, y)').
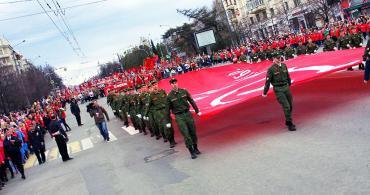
top-left (81, 138), bottom-right (94, 150)
top-left (109, 131), bottom-right (117, 141)
top-left (122, 126), bottom-right (139, 135)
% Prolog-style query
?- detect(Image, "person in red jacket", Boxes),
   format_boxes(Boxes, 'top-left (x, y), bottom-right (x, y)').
top-left (360, 22), bottom-right (368, 39)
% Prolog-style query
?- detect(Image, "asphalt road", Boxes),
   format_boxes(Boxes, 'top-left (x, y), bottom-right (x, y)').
top-left (1, 71), bottom-right (370, 195)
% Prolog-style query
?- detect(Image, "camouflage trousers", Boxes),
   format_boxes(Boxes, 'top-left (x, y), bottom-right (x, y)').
top-left (274, 85), bottom-right (293, 123)
top-left (174, 111), bottom-right (197, 148)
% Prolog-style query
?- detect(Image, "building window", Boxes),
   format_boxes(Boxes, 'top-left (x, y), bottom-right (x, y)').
top-left (256, 14), bottom-right (260, 22)
top-left (293, 0), bottom-right (301, 7)
top-left (263, 10), bottom-right (267, 19)
top-left (250, 17), bottom-right (255, 24)
top-left (234, 0), bottom-right (237, 5)
top-left (284, 2), bottom-right (289, 10)
top-left (270, 8), bottom-right (275, 16)
top-left (0, 48), bottom-right (3, 55)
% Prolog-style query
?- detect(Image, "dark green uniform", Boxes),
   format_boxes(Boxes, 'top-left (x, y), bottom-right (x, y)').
top-left (118, 93), bottom-right (129, 127)
top-left (166, 88), bottom-right (199, 150)
top-left (263, 63), bottom-right (294, 128)
top-left (127, 94), bottom-right (139, 130)
top-left (251, 52), bottom-right (259, 63)
top-left (284, 46), bottom-right (295, 59)
top-left (136, 92), bottom-right (147, 134)
top-left (265, 49), bottom-right (275, 60)
top-left (350, 33), bottom-right (363, 48)
top-left (111, 95), bottom-right (120, 117)
top-left (145, 89), bottom-right (168, 140)
top-left (306, 43), bottom-right (318, 54)
top-left (323, 39), bottom-right (336, 51)
top-left (296, 45), bottom-right (307, 55)
top-left (258, 51), bottom-right (267, 61)
top-left (338, 35), bottom-right (351, 50)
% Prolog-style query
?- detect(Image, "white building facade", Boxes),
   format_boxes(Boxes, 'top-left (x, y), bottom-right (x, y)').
top-left (0, 38), bottom-right (29, 73)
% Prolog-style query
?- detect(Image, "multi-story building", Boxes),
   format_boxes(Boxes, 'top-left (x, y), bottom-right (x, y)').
top-left (222, 0), bottom-right (342, 40)
top-left (0, 38), bottom-right (29, 73)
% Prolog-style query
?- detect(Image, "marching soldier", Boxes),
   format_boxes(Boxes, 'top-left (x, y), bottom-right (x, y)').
top-left (166, 78), bottom-right (201, 159)
top-left (251, 49), bottom-right (260, 63)
top-left (136, 85), bottom-right (147, 135)
top-left (265, 45), bottom-right (275, 61)
top-left (258, 49), bottom-right (267, 61)
top-left (262, 54), bottom-right (296, 131)
top-left (323, 35), bottom-right (336, 51)
top-left (284, 43), bottom-right (295, 60)
top-left (127, 89), bottom-right (139, 131)
top-left (118, 89), bottom-right (129, 127)
top-left (306, 38), bottom-right (318, 54)
top-left (144, 81), bottom-right (172, 145)
top-left (296, 41), bottom-right (307, 56)
top-left (350, 28), bottom-right (363, 48)
top-left (337, 31), bottom-right (351, 50)
top-left (362, 38), bottom-right (370, 84)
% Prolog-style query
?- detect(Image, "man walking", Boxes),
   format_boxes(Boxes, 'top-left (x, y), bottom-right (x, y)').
top-left (3, 128), bottom-right (26, 179)
top-left (89, 101), bottom-right (110, 141)
top-left (48, 113), bottom-right (72, 162)
top-left (70, 98), bottom-right (83, 126)
top-left (166, 78), bottom-right (201, 159)
top-left (28, 120), bottom-right (46, 165)
top-left (262, 54), bottom-right (296, 131)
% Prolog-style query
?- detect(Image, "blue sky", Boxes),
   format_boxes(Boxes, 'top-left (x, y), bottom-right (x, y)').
top-left (0, 0), bottom-right (213, 85)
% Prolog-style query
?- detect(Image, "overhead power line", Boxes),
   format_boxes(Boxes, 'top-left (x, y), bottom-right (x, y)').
top-left (35, 0), bottom-right (82, 57)
top-left (0, 0), bottom-right (108, 22)
top-left (0, 0), bottom-right (33, 4)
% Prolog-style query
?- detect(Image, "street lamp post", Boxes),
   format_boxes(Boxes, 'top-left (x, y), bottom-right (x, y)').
top-left (11, 40), bottom-right (30, 106)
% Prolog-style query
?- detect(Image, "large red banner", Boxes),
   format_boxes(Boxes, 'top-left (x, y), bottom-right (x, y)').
top-left (159, 48), bottom-right (364, 117)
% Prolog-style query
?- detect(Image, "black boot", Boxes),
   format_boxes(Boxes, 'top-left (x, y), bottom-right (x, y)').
top-left (193, 144), bottom-right (201, 155)
top-left (169, 139), bottom-right (176, 148)
top-left (286, 121), bottom-right (296, 131)
top-left (188, 147), bottom-right (197, 159)
top-left (124, 121), bottom-right (129, 128)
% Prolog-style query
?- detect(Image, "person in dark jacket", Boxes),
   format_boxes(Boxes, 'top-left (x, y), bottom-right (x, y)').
top-left (3, 128), bottom-right (25, 179)
top-left (70, 98), bottom-right (83, 126)
top-left (28, 121), bottom-right (46, 165)
top-left (89, 100), bottom-right (110, 141)
top-left (48, 113), bottom-right (72, 162)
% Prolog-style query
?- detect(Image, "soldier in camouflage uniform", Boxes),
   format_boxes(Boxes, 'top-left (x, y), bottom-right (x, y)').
top-left (111, 92), bottom-right (120, 117)
top-left (306, 38), bottom-right (318, 54)
top-left (296, 41), bottom-right (307, 56)
top-left (263, 54), bottom-right (296, 131)
top-left (107, 90), bottom-right (114, 107)
top-left (258, 50), bottom-right (267, 61)
top-left (166, 78), bottom-right (201, 159)
top-left (144, 81), bottom-right (170, 143)
top-left (337, 31), bottom-right (352, 50)
top-left (251, 49), bottom-right (259, 63)
top-left (265, 46), bottom-right (275, 61)
top-left (127, 89), bottom-right (140, 131)
top-left (284, 43), bottom-right (295, 60)
top-left (136, 85), bottom-right (147, 135)
top-left (323, 35), bottom-right (336, 51)
top-left (118, 89), bottom-right (129, 127)
top-left (350, 28), bottom-right (363, 48)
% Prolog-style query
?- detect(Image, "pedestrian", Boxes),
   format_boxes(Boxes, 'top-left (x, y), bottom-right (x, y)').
top-left (59, 108), bottom-right (71, 131)
top-left (28, 121), bottom-right (46, 165)
top-left (3, 128), bottom-right (26, 179)
top-left (88, 101), bottom-right (110, 141)
top-left (48, 113), bottom-right (72, 162)
top-left (166, 78), bottom-right (201, 159)
top-left (262, 54), bottom-right (296, 131)
top-left (70, 98), bottom-right (83, 126)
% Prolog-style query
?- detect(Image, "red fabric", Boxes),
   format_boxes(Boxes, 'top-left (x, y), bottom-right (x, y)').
top-left (0, 139), bottom-right (5, 163)
top-left (144, 57), bottom-right (156, 70)
top-left (159, 48), bottom-right (363, 117)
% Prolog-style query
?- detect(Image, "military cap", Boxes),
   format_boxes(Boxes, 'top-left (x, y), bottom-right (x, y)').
top-left (169, 78), bottom-right (178, 84)
top-left (273, 53), bottom-right (282, 59)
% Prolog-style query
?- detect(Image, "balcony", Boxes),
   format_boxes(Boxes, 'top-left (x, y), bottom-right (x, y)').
top-left (225, 3), bottom-right (237, 10)
top-left (249, 4), bottom-right (266, 14)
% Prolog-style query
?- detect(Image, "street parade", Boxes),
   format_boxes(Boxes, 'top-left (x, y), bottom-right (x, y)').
top-left (1, 0), bottom-right (370, 194)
